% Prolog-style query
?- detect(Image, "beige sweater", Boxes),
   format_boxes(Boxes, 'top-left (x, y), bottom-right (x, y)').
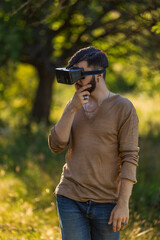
top-left (48, 94), bottom-right (139, 203)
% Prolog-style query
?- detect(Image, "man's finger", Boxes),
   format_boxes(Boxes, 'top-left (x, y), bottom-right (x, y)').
top-left (79, 84), bottom-right (92, 92)
top-left (116, 219), bottom-right (122, 231)
top-left (112, 218), bottom-right (118, 232)
top-left (120, 218), bottom-right (129, 231)
top-left (108, 210), bottom-right (114, 224)
top-left (80, 90), bottom-right (90, 97)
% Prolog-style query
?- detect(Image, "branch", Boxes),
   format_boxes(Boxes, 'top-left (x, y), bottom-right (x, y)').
top-left (50, 0), bottom-right (82, 37)
top-left (10, 0), bottom-right (33, 17)
top-left (70, 0), bottom-right (152, 47)
top-left (27, 0), bottom-right (50, 18)
top-left (81, 0), bottom-right (160, 44)
top-left (9, 0), bottom-right (68, 18)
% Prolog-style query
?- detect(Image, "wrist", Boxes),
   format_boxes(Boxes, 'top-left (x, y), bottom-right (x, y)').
top-left (67, 102), bottom-right (77, 113)
top-left (117, 198), bottom-right (129, 207)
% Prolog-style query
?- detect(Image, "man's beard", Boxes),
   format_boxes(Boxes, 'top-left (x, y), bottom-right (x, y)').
top-left (75, 75), bottom-right (96, 93)
top-left (87, 75), bottom-right (96, 93)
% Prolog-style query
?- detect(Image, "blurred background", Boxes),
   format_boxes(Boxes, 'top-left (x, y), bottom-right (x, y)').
top-left (0, 0), bottom-right (160, 239)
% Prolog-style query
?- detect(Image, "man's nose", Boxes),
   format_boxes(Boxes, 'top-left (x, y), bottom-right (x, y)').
top-left (77, 79), bottom-right (82, 85)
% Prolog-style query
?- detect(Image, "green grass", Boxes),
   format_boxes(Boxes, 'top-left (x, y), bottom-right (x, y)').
top-left (0, 172), bottom-right (61, 240)
top-left (0, 124), bottom-right (64, 240)
top-left (0, 94), bottom-right (160, 239)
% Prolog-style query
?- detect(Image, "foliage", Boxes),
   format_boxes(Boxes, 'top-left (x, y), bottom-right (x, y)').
top-left (0, 63), bottom-right (38, 128)
top-left (152, 21), bottom-right (160, 34)
top-left (0, 0), bottom-right (160, 122)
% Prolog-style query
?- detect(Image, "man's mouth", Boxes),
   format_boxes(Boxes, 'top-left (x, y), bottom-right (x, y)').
top-left (75, 83), bottom-right (82, 89)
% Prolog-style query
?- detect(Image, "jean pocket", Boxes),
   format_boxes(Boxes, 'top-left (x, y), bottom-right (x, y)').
top-left (56, 194), bottom-right (74, 206)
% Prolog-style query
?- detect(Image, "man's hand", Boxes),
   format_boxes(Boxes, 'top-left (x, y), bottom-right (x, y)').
top-left (108, 179), bottom-right (133, 232)
top-left (108, 202), bottom-right (129, 232)
top-left (52, 83), bottom-right (91, 144)
top-left (70, 84), bottom-right (91, 112)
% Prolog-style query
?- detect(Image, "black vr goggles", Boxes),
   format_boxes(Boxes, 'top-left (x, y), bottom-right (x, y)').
top-left (55, 67), bottom-right (106, 85)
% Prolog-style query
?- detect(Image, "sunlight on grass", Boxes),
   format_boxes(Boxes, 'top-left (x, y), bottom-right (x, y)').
top-left (0, 170), bottom-right (61, 240)
top-left (0, 169), bottom-right (159, 239)
top-left (125, 93), bottom-right (160, 137)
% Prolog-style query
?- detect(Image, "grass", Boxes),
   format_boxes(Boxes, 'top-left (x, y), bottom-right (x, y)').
top-left (0, 124), bottom-right (64, 240)
top-left (0, 93), bottom-right (160, 239)
top-left (0, 172), bottom-right (61, 240)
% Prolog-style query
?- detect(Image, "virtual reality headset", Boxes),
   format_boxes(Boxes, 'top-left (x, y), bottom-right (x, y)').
top-left (55, 67), bottom-right (106, 85)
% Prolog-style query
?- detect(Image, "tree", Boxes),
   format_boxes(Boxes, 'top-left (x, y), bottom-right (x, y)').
top-left (0, 0), bottom-right (160, 123)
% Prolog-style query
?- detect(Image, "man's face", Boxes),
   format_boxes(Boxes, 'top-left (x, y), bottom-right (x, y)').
top-left (74, 61), bottom-right (96, 93)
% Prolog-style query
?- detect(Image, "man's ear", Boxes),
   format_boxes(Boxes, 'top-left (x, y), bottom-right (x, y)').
top-left (96, 73), bottom-right (103, 82)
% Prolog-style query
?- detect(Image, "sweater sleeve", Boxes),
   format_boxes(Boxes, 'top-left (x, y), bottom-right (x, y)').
top-left (48, 126), bottom-right (69, 154)
top-left (118, 105), bottom-right (140, 183)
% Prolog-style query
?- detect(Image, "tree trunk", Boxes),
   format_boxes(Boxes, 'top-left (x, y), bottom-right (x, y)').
top-left (32, 63), bottom-right (55, 123)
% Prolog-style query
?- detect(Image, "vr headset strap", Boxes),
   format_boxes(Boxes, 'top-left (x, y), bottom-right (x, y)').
top-left (82, 69), bottom-right (106, 77)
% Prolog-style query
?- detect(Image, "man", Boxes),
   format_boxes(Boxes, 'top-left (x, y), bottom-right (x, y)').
top-left (48, 46), bottom-right (139, 240)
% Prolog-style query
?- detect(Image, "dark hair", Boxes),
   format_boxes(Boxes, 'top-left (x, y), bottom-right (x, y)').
top-left (67, 46), bottom-right (108, 79)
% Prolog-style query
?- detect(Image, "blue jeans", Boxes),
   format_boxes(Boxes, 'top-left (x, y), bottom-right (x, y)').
top-left (56, 194), bottom-right (120, 240)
